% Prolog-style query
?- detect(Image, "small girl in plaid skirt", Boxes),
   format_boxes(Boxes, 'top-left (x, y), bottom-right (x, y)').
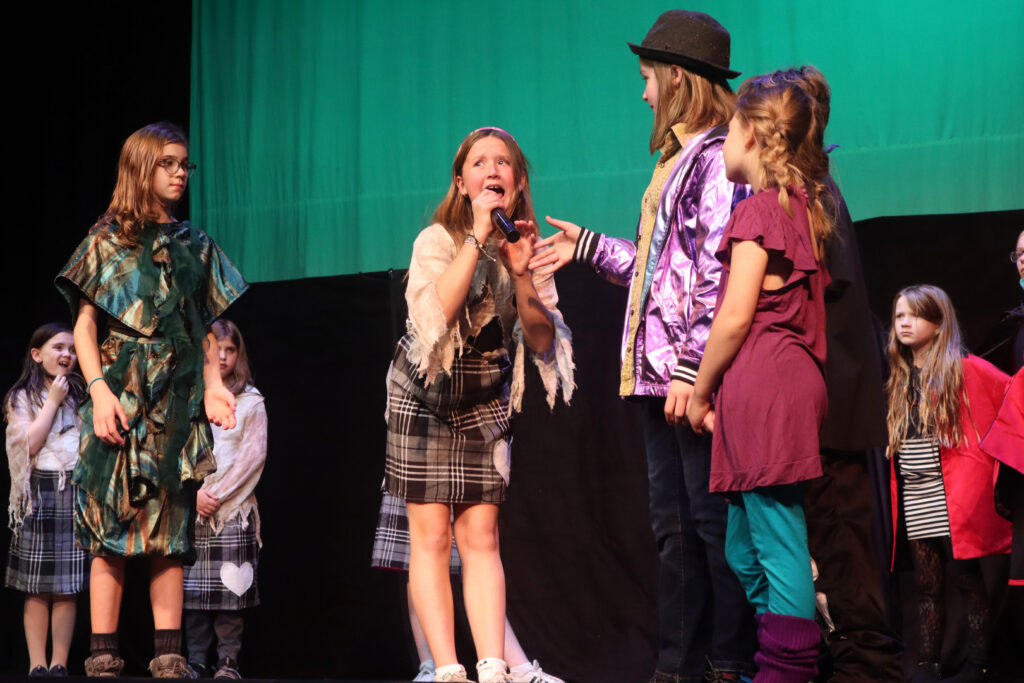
top-left (5, 322), bottom-right (89, 676)
top-left (183, 319), bottom-right (267, 679)
top-left (384, 127), bottom-right (573, 683)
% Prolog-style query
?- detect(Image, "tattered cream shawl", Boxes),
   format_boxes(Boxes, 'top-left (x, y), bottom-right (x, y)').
top-left (404, 224), bottom-right (575, 411)
top-left (5, 389), bottom-right (80, 533)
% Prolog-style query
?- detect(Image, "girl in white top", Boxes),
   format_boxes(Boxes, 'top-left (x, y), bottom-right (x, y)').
top-left (4, 322), bottom-right (88, 675)
top-left (183, 319), bottom-right (268, 679)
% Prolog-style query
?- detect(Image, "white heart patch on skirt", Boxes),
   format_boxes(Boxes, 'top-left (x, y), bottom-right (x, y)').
top-left (220, 562), bottom-right (254, 597)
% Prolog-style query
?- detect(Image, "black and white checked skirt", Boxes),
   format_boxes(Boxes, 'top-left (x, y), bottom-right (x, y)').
top-left (384, 335), bottom-right (512, 504)
top-left (183, 511), bottom-right (260, 610)
top-left (370, 491), bottom-right (461, 573)
top-left (5, 470), bottom-right (88, 594)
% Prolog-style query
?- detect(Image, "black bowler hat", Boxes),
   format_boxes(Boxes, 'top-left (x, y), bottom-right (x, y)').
top-left (628, 10), bottom-right (740, 81)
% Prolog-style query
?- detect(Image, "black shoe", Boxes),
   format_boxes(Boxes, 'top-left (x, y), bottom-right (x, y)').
top-left (28, 666), bottom-right (48, 677)
top-left (48, 665), bottom-right (68, 677)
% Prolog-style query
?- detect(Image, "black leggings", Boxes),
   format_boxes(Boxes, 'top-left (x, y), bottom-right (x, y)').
top-left (909, 536), bottom-right (991, 667)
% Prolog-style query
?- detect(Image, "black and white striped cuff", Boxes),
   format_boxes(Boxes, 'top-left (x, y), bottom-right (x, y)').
top-left (573, 227), bottom-right (599, 264)
top-left (671, 362), bottom-right (699, 385)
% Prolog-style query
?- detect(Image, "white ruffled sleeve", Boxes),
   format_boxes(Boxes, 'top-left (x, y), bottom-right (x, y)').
top-left (509, 268), bottom-right (575, 412)
top-left (403, 224), bottom-right (466, 383)
top-left (5, 392), bottom-right (34, 532)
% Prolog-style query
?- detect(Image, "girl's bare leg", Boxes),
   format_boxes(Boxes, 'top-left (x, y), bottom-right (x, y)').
top-left (408, 502), bottom-right (459, 667)
top-left (407, 583), bottom-right (433, 663)
top-left (150, 557), bottom-right (184, 630)
top-left (453, 503), bottom-right (505, 661)
top-left (90, 556), bottom-right (126, 633)
top-left (49, 595), bottom-right (77, 668)
top-left (24, 594), bottom-right (50, 670)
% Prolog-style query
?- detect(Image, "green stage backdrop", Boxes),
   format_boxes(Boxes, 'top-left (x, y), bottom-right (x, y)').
top-left (190, 0), bottom-right (1023, 282)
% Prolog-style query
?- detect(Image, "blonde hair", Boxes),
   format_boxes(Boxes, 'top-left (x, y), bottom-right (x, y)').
top-left (885, 285), bottom-right (966, 452)
top-left (432, 128), bottom-right (538, 245)
top-left (640, 58), bottom-right (735, 156)
top-left (211, 318), bottom-right (254, 395)
top-left (734, 76), bottom-right (835, 260)
top-left (93, 122), bottom-right (189, 243)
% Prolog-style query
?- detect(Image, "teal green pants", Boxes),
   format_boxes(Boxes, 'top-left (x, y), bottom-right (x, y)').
top-left (724, 485), bottom-right (815, 619)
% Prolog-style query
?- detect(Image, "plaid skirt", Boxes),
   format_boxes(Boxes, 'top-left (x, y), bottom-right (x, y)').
top-left (5, 470), bottom-right (88, 594)
top-left (370, 491), bottom-right (461, 573)
top-left (384, 335), bottom-right (512, 504)
top-left (182, 511), bottom-right (260, 610)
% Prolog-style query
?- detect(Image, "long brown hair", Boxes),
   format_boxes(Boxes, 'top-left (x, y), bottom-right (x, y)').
top-left (640, 58), bottom-right (735, 157)
top-left (431, 128), bottom-right (538, 246)
top-left (3, 323), bottom-right (86, 418)
top-left (885, 285), bottom-right (966, 451)
top-left (734, 76), bottom-right (835, 260)
top-left (93, 121), bottom-right (189, 243)
top-left (211, 319), bottom-right (254, 395)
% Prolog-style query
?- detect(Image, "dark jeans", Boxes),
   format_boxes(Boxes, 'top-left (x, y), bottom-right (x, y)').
top-left (804, 449), bottom-right (903, 681)
top-left (639, 399), bottom-right (756, 681)
top-left (184, 609), bottom-right (244, 665)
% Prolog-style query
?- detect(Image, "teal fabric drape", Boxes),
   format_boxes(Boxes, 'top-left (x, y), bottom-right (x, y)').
top-left (191, 0), bottom-right (1024, 283)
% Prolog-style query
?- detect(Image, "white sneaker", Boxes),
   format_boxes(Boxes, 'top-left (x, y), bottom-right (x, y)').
top-left (435, 664), bottom-right (473, 682)
top-left (510, 660), bottom-right (565, 683)
top-left (477, 658), bottom-right (512, 683)
top-left (414, 661), bottom-right (436, 682)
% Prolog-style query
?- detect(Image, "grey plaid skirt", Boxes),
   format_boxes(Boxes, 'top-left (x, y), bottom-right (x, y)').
top-left (370, 491), bottom-right (461, 573)
top-left (182, 511), bottom-right (260, 610)
top-left (5, 470), bottom-right (88, 594)
top-left (384, 335), bottom-right (512, 504)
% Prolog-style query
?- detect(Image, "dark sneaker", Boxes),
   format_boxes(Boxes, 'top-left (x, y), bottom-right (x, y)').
top-left (213, 657), bottom-right (241, 680)
top-left (149, 653), bottom-right (195, 678)
top-left (84, 654), bottom-right (126, 678)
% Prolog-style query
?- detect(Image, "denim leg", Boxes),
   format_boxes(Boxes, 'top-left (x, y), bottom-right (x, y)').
top-left (214, 611), bottom-right (244, 662)
top-left (725, 500), bottom-right (770, 615)
top-left (677, 425), bottom-right (758, 674)
top-left (640, 400), bottom-right (709, 681)
top-left (184, 609), bottom-right (214, 667)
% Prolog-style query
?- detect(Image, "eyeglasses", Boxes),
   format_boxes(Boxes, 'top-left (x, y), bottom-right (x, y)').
top-left (156, 157), bottom-right (197, 177)
top-left (1011, 249), bottom-right (1024, 263)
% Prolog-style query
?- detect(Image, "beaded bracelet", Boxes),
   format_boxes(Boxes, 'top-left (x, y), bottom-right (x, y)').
top-left (464, 233), bottom-right (496, 262)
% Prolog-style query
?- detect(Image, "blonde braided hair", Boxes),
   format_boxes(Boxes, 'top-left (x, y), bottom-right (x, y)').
top-left (735, 77), bottom-right (835, 259)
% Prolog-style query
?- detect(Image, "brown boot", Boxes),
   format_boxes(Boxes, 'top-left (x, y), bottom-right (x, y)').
top-left (84, 654), bottom-right (126, 678)
top-left (149, 653), bottom-right (194, 678)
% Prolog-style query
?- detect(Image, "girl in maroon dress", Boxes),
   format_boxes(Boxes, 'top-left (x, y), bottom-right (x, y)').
top-left (687, 75), bottom-right (835, 682)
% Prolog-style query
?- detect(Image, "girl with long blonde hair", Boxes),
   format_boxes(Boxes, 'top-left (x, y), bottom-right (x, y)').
top-left (885, 284), bottom-right (1011, 681)
top-left (384, 127), bottom-right (573, 683)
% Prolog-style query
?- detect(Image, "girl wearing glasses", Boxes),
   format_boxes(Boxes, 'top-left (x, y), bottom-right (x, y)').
top-left (55, 121), bottom-right (248, 677)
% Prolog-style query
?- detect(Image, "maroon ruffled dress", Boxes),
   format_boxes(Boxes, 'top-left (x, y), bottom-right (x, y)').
top-left (709, 189), bottom-right (829, 494)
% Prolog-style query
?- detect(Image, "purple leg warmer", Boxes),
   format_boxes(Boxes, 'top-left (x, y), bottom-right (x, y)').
top-left (753, 612), bottom-right (820, 683)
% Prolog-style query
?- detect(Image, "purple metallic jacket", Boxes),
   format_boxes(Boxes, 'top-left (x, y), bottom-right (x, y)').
top-left (573, 125), bottom-right (748, 397)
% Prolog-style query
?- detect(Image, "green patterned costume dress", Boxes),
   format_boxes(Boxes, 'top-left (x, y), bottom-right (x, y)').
top-left (56, 222), bottom-right (248, 559)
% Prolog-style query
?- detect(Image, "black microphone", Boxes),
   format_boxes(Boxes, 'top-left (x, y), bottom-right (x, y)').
top-left (491, 209), bottom-right (520, 243)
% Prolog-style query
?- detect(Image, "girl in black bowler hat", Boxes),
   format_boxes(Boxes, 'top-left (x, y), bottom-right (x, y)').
top-left (530, 9), bottom-right (757, 683)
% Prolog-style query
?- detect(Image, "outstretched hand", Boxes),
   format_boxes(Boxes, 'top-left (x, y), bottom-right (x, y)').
top-left (500, 220), bottom-right (537, 277)
top-left (205, 384), bottom-right (237, 429)
top-left (528, 216), bottom-right (583, 275)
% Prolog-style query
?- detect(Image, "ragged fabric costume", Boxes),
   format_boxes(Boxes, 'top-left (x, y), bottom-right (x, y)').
top-left (56, 221), bottom-right (247, 559)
